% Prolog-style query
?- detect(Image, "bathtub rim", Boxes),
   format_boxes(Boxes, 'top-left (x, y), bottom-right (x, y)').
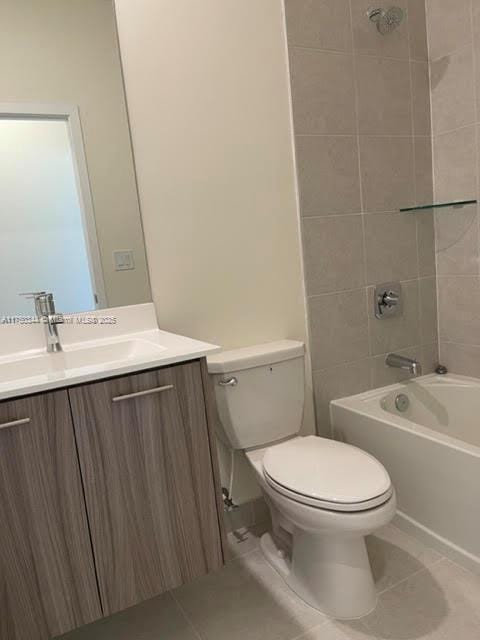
top-left (330, 373), bottom-right (480, 459)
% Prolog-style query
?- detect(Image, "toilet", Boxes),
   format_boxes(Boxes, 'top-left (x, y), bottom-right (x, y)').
top-left (208, 340), bottom-right (396, 620)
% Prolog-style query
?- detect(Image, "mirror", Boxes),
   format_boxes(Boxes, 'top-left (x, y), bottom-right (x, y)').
top-left (0, 0), bottom-right (151, 316)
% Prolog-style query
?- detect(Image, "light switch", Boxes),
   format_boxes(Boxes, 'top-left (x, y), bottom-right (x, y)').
top-left (113, 250), bottom-right (135, 271)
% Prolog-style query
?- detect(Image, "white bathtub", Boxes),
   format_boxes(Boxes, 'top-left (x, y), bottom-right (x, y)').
top-left (331, 374), bottom-right (480, 573)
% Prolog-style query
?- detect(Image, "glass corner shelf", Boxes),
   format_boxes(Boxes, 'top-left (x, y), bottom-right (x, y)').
top-left (400, 199), bottom-right (477, 213)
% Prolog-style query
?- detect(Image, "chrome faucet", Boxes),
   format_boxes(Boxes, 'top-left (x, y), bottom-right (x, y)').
top-left (20, 291), bottom-right (64, 353)
top-left (386, 353), bottom-right (422, 377)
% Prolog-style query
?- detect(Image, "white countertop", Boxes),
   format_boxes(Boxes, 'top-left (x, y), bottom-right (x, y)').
top-left (0, 304), bottom-right (220, 401)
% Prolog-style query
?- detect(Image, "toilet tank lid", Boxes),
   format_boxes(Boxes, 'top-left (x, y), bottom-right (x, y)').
top-left (207, 340), bottom-right (304, 373)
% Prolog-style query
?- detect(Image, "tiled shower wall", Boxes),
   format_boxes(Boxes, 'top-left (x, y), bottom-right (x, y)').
top-left (426, 0), bottom-right (480, 376)
top-left (284, 0), bottom-right (439, 435)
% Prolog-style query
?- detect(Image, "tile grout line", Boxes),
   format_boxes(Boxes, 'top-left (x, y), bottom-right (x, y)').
top-left (290, 43), bottom-right (428, 65)
top-left (376, 556), bottom-right (445, 598)
top-left (169, 589), bottom-right (204, 640)
top-left (470, 0), bottom-right (480, 287)
top-left (406, 5), bottom-right (418, 207)
top-left (423, 0), bottom-right (442, 366)
top-left (288, 619), bottom-right (330, 640)
top-left (301, 209), bottom-right (411, 218)
top-left (295, 132), bottom-right (420, 138)
top-left (281, 0), bottom-right (321, 440)
top-left (429, 40), bottom-right (475, 64)
top-left (308, 275), bottom-right (425, 300)
top-left (406, 0), bottom-right (425, 358)
top-left (433, 121), bottom-right (478, 138)
top-left (347, 0), bottom-right (372, 377)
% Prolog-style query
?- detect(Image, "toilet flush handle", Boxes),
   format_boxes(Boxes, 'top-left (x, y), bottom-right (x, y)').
top-left (218, 377), bottom-right (238, 387)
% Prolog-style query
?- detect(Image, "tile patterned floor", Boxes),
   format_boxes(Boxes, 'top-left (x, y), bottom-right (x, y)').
top-left (62, 523), bottom-right (480, 640)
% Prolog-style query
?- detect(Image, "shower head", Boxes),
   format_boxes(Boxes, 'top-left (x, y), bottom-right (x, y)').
top-left (367, 6), bottom-right (405, 35)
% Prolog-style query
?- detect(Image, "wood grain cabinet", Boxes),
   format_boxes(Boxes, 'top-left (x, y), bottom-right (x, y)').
top-left (0, 391), bottom-right (102, 639)
top-left (69, 360), bottom-right (224, 615)
top-left (0, 359), bottom-right (224, 638)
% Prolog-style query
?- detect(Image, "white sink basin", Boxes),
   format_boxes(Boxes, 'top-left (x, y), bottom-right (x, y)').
top-left (0, 329), bottom-right (219, 400)
top-left (0, 339), bottom-right (165, 385)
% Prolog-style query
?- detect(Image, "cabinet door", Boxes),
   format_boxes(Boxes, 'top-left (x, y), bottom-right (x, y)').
top-left (0, 391), bottom-right (102, 639)
top-left (69, 360), bottom-right (223, 615)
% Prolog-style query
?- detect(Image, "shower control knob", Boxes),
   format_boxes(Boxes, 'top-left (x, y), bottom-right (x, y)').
top-left (374, 282), bottom-right (403, 319)
top-left (382, 291), bottom-right (399, 308)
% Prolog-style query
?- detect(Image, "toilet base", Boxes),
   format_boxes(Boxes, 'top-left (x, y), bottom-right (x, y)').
top-left (260, 530), bottom-right (377, 620)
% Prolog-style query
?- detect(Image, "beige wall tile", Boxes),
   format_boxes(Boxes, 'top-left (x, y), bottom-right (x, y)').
top-left (356, 57), bottom-right (412, 135)
top-left (426, 0), bottom-right (472, 60)
top-left (435, 206), bottom-right (479, 275)
top-left (411, 62), bottom-right (431, 136)
top-left (368, 280), bottom-right (420, 355)
top-left (370, 346), bottom-right (420, 387)
top-left (303, 215), bottom-right (365, 295)
top-left (473, 4), bottom-right (480, 113)
top-left (296, 135), bottom-right (361, 215)
top-left (438, 275), bottom-right (480, 345)
top-left (414, 138), bottom-right (434, 206)
top-left (477, 124), bottom-right (480, 197)
top-left (419, 276), bottom-right (438, 344)
top-left (284, 0), bottom-right (352, 52)
top-left (421, 341), bottom-right (440, 372)
top-left (408, 0), bottom-right (429, 61)
top-left (290, 48), bottom-right (356, 134)
top-left (430, 47), bottom-right (475, 135)
top-left (364, 212), bottom-right (418, 283)
top-left (416, 211), bottom-right (436, 277)
top-left (359, 136), bottom-right (415, 212)
top-left (351, 0), bottom-right (409, 59)
top-left (313, 359), bottom-right (371, 436)
top-left (284, 0), bottom-right (436, 425)
top-left (309, 289), bottom-right (369, 369)
top-left (433, 126), bottom-right (476, 202)
top-left (440, 341), bottom-right (480, 377)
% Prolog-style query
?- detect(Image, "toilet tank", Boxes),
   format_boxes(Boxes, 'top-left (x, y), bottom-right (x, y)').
top-left (207, 341), bottom-right (305, 450)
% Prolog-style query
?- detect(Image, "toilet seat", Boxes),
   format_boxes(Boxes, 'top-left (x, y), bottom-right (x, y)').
top-left (262, 436), bottom-right (393, 513)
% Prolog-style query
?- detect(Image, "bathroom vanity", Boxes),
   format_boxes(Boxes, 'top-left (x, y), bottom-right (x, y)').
top-left (0, 2), bottom-right (226, 637)
top-left (0, 305), bottom-right (225, 639)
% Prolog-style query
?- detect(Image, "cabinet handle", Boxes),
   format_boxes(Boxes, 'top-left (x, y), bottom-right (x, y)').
top-left (0, 417), bottom-right (31, 431)
top-left (112, 384), bottom-right (174, 403)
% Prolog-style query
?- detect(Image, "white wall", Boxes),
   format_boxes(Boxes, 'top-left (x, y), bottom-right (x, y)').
top-left (115, 0), bottom-right (316, 500)
top-left (0, 0), bottom-right (150, 309)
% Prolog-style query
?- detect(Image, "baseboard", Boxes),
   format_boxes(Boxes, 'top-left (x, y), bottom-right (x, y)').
top-left (394, 510), bottom-right (480, 575)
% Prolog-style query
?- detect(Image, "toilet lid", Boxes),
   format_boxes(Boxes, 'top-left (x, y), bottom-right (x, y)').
top-left (262, 436), bottom-right (392, 510)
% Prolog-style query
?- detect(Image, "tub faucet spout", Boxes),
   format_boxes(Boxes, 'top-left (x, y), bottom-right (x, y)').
top-left (385, 353), bottom-right (422, 377)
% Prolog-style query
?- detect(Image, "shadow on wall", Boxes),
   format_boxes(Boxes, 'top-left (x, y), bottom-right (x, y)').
top-left (429, 56), bottom-right (451, 91)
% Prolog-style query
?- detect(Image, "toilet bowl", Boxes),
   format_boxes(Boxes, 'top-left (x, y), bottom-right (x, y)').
top-left (207, 341), bottom-right (396, 619)
top-left (246, 437), bottom-right (396, 619)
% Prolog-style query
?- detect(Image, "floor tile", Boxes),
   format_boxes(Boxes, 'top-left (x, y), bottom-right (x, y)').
top-left (59, 592), bottom-right (197, 640)
top-left (361, 558), bottom-right (480, 639)
top-left (296, 619), bottom-right (373, 640)
top-left (173, 549), bottom-right (325, 640)
top-left (367, 524), bottom-right (442, 594)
